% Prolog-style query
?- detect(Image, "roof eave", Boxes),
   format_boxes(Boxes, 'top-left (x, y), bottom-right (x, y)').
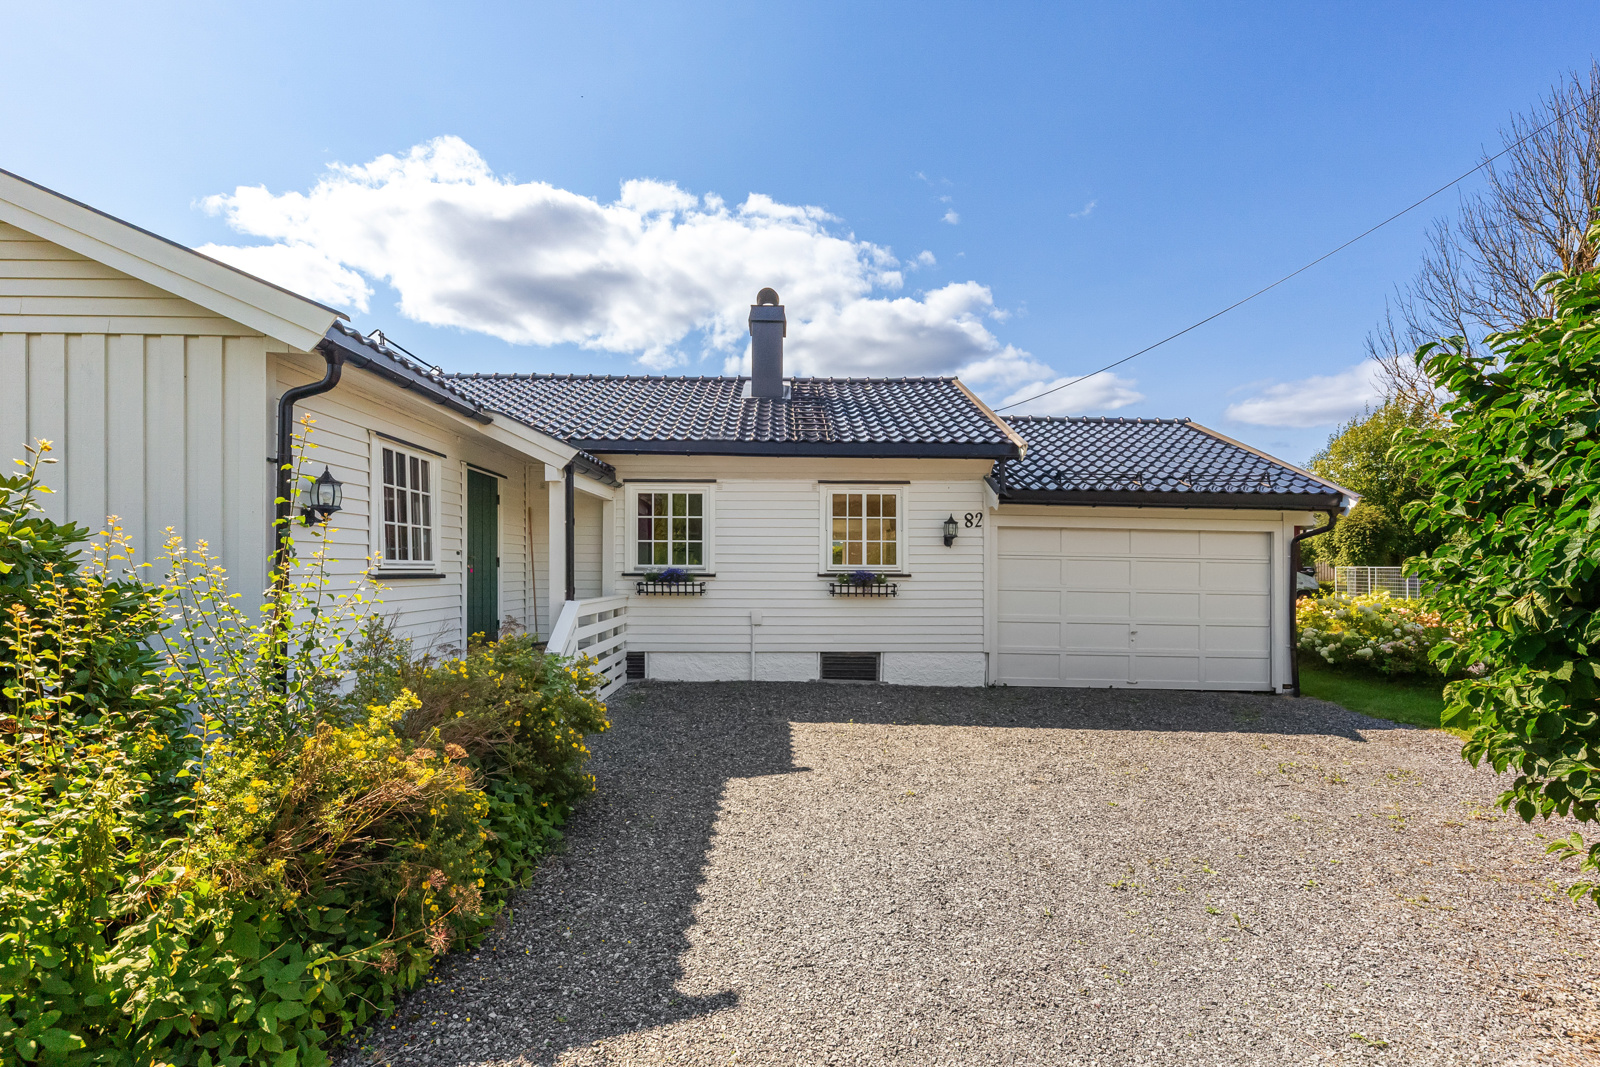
top-left (997, 489), bottom-right (1348, 511)
top-left (318, 326), bottom-right (493, 424)
top-left (576, 439), bottom-right (1021, 459)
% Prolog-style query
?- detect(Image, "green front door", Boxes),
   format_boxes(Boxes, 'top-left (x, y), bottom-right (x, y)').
top-left (466, 469), bottom-right (499, 641)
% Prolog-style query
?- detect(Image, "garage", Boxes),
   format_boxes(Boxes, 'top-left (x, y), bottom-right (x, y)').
top-left (995, 525), bottom-right (1273, 689)
top-left (991, 416), bottom-right (1354, 692)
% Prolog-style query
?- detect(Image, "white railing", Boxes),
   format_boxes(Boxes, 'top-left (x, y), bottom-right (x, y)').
top-left (1335, 566), bottom-right (1422, 599)
top-left (548, 595), bottom-right (629, 699)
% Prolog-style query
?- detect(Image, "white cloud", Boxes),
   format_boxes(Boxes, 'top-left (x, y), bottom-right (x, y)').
top-left (942, 210), bottom-right (960, 225)
top-left (912, 250), bottom-right (936, 269)
top-left (197, 241), bottom-right (373, 311)
top-left (993, 373), bottom-right (1144, 416)
top-left (1069, 199), bottom-right (1097, 219)
top-left (199, 136), bottom-right (1049, 382)
top-left (1224, 361), bottom-right (1384, 427)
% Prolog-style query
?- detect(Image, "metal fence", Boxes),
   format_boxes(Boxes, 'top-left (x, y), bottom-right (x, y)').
top-left (1335, 566), bottom-right (1422, 599)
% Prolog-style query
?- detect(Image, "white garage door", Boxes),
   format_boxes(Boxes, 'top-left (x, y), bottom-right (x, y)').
top-left (995, 526), bottom-right (1273, 690)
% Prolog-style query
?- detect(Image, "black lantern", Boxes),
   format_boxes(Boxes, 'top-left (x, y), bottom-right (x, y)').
top-left (943, 514), bottom-right (959, 547)
top-left (300, 466), bottom-right (344, 525)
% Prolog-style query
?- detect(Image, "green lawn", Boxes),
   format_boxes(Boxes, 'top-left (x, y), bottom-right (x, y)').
top-left (1297, 657), bottom-right (1465, 737)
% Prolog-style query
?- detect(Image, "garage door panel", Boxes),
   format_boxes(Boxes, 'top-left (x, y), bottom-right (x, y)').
top-left (1135, 559), bottom-right (1201, 589)
top-left (1205, 656), bottom-right (1271, 686)
top-left (1062, 654), bottom-right (1129, 683)
top-left (999, 620), bottom-right (1060, 647)
top-left (1133, 591), bottom-right (1201, 619)
top-left (998, 588), bottom-right (1060, 616)
top-left (997, 652), bottom-right (1062, 681)
top-left (1202, 531), bottom-right (1270, 558)
top-left (1136, 624), bottom-right (1200, 652)
top-left (999, 527), bottom-right (1062, 554)
top-left (1064, 529), bottom-right (1131, 554)
top-left (1207, 624), bottom-right (1269, 654)
top-left (1064, 558), bottom-right (1131, 586)
top-left (1064, 590), bottom-right (1131, 618)
top-left (1064, 622), bottom-right (1131, 649)
top-left (1203, 560), bottom-right (1270, 592)
top-left (1132, 655), bottom-right (1202, 682)
top-left (1001, 556), bottom-right (1059, 585)
top-left (1132, 529), bottom-right (1200, 555)
top-left (1204, 592), bottom-right (1270, 621)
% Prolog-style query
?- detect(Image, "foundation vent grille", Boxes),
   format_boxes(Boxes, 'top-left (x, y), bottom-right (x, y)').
top-left (820, 651), bottom-right (880, 682)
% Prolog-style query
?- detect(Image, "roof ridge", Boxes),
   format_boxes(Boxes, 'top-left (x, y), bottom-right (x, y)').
top-left (441, 372), bottom-right (964, 383)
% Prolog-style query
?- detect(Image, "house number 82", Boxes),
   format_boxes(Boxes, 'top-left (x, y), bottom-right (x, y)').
top-left (963, 512), bottom-right (983, 528)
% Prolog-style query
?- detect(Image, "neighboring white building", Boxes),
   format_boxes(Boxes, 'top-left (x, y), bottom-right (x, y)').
top-left (0, 169), bottom-right (1352, 694)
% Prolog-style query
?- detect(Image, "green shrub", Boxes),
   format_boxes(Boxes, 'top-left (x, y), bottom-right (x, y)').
top-left (1398, 243), bottom-right (1600, 903)
top-left (0, 435), bottom-right (611, 1066)
top-left (1296, 591), bottom-right (1465, 677)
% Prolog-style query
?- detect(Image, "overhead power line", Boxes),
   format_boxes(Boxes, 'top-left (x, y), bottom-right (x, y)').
top-left (993, 86), bottom-right (1600, 413)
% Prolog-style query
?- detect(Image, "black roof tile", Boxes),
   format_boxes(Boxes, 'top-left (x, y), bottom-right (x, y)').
top-left (444, 373), bottom-right (1022, 458)
top-left (998, 416), bottom-right (1348, 508)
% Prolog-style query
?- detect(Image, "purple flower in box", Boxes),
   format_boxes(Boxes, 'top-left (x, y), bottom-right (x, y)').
top-left (848, 570), bottom-right (878, 586)
top-left (658, 567), bottom-right (688, 583)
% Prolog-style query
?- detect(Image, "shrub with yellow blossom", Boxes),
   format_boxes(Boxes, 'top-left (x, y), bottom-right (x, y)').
top-left (1, 437), bottom-right (612, 1067)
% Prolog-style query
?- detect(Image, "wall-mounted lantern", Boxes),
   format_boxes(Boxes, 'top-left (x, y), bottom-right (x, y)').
top-left (943, 514), bottom-right (959, 547)
top-left (300, 466), bottom-right (344, 526)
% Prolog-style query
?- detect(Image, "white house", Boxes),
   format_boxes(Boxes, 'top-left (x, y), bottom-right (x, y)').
top-left (0, 169), bottom-right (1352, 695)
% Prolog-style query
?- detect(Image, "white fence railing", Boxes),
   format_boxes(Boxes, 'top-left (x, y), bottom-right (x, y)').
top-left (548, 595), bottom-right (630, 699)
top-left (1335, 566), bottom-right (1422, 599)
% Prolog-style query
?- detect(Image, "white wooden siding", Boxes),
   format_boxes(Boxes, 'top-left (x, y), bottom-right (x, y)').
top-left (601, 455), bottom-right (993, 657)
top-left (0, 221), bottom-right (248, 335)
top-left (274, 351), bottom-right (541, 653)
top-left (0, 227), bottom-right (272, 597)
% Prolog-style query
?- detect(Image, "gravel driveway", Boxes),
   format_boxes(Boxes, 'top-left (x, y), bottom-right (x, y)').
top-left (351, 683), bottom-right (1600, 1066)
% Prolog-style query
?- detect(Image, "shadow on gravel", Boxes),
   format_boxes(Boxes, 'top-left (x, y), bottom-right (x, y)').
top-left (376, 681), bottom-right (1405, 1065)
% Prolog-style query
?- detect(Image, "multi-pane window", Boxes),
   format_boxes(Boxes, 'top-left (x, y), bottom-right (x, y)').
top-left (830, 491), bottom-right (898, 567)
top-left (637, 491), bottom-right (704, 567)
top-left (381, 446), bottom-right (433, 564)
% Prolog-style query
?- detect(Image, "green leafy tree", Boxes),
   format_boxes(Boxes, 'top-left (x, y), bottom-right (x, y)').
top-left (1399, 244), bottom-right (1600, 903)
top-left (1305, 399), bottom-right (1441, 565)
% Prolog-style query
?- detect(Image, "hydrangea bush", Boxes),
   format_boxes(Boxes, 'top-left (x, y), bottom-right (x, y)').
top-left (1296, 591), bottom-right (1466, 677)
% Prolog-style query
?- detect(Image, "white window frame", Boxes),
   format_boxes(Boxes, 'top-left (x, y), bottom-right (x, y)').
top-left (624, 483), bottom-right (715, 572)
top-left (369, 436), bottom-right (442, 573)
top-left (818, 485), bottom-right (908, 573)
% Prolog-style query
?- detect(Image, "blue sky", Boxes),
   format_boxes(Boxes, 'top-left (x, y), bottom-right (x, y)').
top-left (5, 1), bottom-right (1599, 462)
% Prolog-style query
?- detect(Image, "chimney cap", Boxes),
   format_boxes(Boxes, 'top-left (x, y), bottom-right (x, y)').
top-left (756, 287), bottom-right (781, 306)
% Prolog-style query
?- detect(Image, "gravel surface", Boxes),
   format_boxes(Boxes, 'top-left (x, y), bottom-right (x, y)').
top-left (345, 683), bottom-right (1600, 1066)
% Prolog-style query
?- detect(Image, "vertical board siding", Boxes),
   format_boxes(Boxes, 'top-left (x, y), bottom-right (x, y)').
top-left (222, 337), bottom-right (269, 599)
top-left (185, 337), bottom-right (226, 558)
top-left (0, 333), bottom-right (25, 461)
top-left (145, 335), bottom-right (187, 555)
top-left (26, 334), bottom-right (66, 521)
top-left (105, 335), bottom-right (147, 554)
top-left (64, 334), bottom-right (107, 526)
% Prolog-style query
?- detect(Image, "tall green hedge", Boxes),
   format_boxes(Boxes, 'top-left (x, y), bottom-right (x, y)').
top-left (1400, 246), bottom-right (1600, 901)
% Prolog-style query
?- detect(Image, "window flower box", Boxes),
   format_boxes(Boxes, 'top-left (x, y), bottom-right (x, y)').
top-left (635, 567), bottom-right (707, 596)
top-left (826, 569), bottom-right (898, 597)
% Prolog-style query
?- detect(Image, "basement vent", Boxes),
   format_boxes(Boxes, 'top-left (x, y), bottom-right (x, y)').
top-left (820, 651), bottom-right (880, 682)
top-left (626, 651), bottom-right (646, 680)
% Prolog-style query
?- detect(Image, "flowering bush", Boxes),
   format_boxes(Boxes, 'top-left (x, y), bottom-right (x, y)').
top-left (0, 437), bottom-right (610, 1066)
top-left (1296, 591), bottom-right (1467, 677)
